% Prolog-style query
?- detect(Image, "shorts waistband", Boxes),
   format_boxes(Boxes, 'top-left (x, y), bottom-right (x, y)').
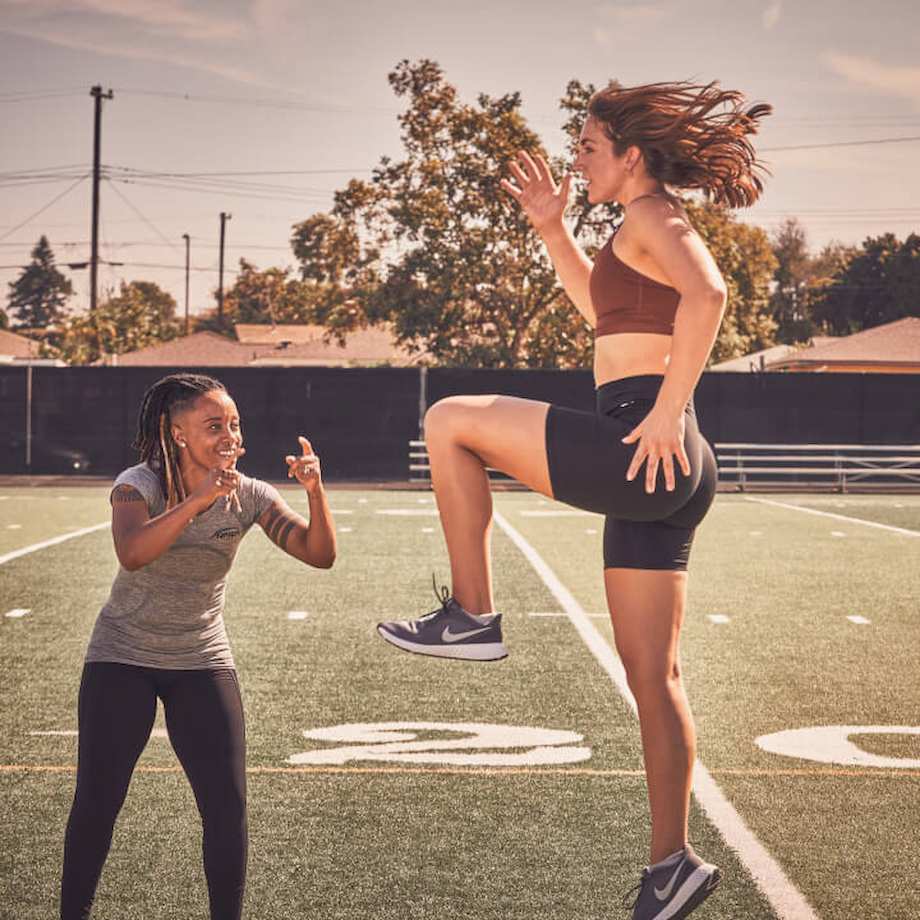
top-left (595, 375), bottom-right (695, 416)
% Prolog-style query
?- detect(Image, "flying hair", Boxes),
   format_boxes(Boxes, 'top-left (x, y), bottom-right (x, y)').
top-left (588, 80), bottom-right (773, 208)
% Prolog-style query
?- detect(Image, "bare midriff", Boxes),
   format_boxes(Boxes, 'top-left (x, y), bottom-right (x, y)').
top-left (593, 332), bottom-right (671, 387)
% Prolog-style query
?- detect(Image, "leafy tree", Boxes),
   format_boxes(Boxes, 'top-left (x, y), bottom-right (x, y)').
top-left (292, 59), bottom-right (602, 368)
top-left (681, 202), bottom-right (778, 362)
top-left (808, 232), bottom-right (919, 335)
top-left (7, 235), bottom-right (72, 327)
top-left (770, 219), bottom-right (815, 344)
top-left (221, 259), bottom-right (320, 325)
top-left (54, 280), bottom-right (181, 365)
top-left (0, 308), bottom-right (8, 330)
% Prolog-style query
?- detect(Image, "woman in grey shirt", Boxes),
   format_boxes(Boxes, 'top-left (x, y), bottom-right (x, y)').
top-left (60, 373), bottom-right (336, 920)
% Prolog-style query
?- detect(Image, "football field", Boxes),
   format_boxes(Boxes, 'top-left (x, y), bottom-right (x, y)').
top-left (1, 486), bottom-right (919, 919)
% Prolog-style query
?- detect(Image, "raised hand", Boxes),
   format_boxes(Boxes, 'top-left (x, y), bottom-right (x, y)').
top-left (500, 151), bottom-right (572, 233)
top-left (190, 465), bottom-right (242, 509)
top-left (221, 446), bottom-right (245, 512)
top-left (285, 436), bottom-right (322, 494)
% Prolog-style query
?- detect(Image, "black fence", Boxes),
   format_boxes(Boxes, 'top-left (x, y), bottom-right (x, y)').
top-left (1, 366), bottom-right (918, 480)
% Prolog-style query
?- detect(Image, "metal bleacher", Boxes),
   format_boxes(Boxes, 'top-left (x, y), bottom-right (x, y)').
top-left (410, 440), bottom-right (920, 492)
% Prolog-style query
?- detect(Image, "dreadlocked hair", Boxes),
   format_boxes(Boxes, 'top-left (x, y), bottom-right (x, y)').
top-left (588, 80), bottom-right (773, 208)
top-left (134, 373), bottom-right (227, 509)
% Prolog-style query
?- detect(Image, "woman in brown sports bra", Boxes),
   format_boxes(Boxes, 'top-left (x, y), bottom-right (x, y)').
top-left (376, 80), bottom-right (771, 920)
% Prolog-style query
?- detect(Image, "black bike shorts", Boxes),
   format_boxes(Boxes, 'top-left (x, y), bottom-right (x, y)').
top-left (545, 374), bottom-right (717, 570)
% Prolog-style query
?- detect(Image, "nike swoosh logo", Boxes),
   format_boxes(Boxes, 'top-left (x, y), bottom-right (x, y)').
top-left (654, 859), bottom-right (685, 901)
top-left (441, 625), bottom-right (492, 643)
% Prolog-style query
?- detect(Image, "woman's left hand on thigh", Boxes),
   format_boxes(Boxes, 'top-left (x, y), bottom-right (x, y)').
top-left (622, 407), bottom-right (690, 493)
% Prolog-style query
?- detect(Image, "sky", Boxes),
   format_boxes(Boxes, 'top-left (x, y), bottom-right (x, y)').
top-left (1, 0), bottom-right (919, 317)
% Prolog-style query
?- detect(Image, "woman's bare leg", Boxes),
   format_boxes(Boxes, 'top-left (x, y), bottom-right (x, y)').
top-left (605, 568), bottom-right (695, 864)
top-left (424, 395), bottom-right (553, 614)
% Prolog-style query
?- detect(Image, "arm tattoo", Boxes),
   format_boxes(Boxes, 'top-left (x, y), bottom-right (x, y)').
top-left (111, 485), bottom-right (145, 505)
top-left (262, 504), bottom-right (300, 552)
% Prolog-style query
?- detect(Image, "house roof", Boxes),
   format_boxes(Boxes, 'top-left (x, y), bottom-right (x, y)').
top-left (709, 344), bottom-right (800, 372)
top-left (113, 325), bottom-right (423, 367)
top-left (770, 317), bottom-right (920, 368)
top-left (113, 332), bottom-right (253, 366)
top-left (0, 328), bottom-right (38, 359)
top-left (234, 323), bottom-right (326, 345)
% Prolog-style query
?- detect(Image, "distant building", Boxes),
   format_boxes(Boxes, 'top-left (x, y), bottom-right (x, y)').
top-left (768, 317), bottom-right (920, 373)
top-left (112, 323), bottom-right (424, 367)
top-left (709, 318), bottom-right (920, 374)
top-left (0, 328), bottom-right (64, 366)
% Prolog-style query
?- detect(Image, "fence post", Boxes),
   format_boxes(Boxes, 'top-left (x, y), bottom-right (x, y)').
top-left (418, 365), bottom-right (428, 440)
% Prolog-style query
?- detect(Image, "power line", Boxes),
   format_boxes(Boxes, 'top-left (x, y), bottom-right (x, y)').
top-left (105, 164), bottom-right (371, 178)
top-left (104, 179), bottom-right (183, 255)
top-left (0, 92), bottom-right (85, 104)
top-left (762, 135), bottom-right (920, 152)
top-left (0, 175), bottom-right (90, 243)
top-left (107, 176), bottom-right (330, 204)
top-left (111, 87), bottom-right (399, 115)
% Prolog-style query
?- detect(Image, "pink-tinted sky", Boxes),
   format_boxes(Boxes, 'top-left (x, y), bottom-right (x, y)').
top-left (2, 0), bottom-right (919, 315)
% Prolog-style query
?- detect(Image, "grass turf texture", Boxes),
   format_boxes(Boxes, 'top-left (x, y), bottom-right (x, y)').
top-left (1, 488), bottom-right (919, 919)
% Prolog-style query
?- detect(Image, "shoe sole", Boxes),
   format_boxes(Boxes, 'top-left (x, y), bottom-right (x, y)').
top-left (376, 625), bottom-right (508, 661)
top-left (658, 866), bottom-right (722, 920)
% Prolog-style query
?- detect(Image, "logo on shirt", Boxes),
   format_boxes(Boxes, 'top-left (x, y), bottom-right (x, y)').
top-left (212, 527), bottom-right (241, 542)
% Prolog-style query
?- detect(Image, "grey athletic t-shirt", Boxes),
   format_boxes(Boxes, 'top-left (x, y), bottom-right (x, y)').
top-left (85, 462), bottom-right (282, 670)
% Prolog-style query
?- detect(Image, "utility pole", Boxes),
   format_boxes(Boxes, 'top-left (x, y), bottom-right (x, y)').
top-left (182, 233), bottom-right (191, 335)
top-left (218, 211), bottom-right (231, 326)
top-left (89, 85), bottom-right (113, 311)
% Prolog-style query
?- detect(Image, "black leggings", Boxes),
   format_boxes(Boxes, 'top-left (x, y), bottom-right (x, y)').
top-left (546, 374), bottom-right (718, 570)
top-left (60, 662), bottom-right (247, 920)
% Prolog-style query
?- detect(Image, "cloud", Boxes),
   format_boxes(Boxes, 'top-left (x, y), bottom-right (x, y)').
top-left (1, 0), bottom-right (245, 42)
top-left (0, 23), bottom-right (268, 87)
top-left (762, 1), bottom-right (781, 30)
top-left (823, 51), bottom-right (920, 107)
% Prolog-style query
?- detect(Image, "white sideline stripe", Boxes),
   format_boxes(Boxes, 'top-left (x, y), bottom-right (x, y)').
top-left (746, 497), bottom-right (920, 538)
top-left (0, 522), bottom-right (109, 567)
top-left (708, 614), bottom-right (731, 624)
top-left (5, 608), bottom-right (30, 619)
top-left (493, 510), bottom-right (818, 920)
top-left (287, 611), bottom-right (308, 620)
top-left (529, 611), bottom-right (608, 620)
top-left (847, 615), bottom-right (871, 625)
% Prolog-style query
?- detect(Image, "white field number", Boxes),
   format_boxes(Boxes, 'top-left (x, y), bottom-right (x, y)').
top-left (756, 725), bottom-right (920, 769)
top-left (287, 721), bottom-right (591, 767)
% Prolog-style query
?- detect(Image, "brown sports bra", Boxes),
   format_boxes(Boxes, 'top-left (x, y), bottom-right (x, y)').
top-left (590, 223), bottom-right (680, 337)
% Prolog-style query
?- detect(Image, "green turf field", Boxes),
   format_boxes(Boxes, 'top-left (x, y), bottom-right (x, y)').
top-left (1, 486), bottom-right (919, 919)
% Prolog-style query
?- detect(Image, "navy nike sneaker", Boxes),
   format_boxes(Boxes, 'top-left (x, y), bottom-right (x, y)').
top-left (377, 582), bottom-right (507, 662)
top-left (624, 845), bottom-right (721, 920)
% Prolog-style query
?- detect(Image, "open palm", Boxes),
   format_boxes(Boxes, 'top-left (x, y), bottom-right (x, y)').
top-left (500, 151), bottom-right (572, 232)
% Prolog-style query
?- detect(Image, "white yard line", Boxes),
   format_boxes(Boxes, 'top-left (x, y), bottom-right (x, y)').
top-left (0, 522), bottom-right (109, 567)
top-left (745, 497), bottom-right (920, 538)
top-left (494, 510), bottom-right (819, 920)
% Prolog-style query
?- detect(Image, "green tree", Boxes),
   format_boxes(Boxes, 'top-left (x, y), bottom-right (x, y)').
top-left (222, 259), bottom-right (320, 325)
top-left (7, 235), bottom-right (72, 327)
top-left (808, 233), bottom-right (919, 335)
top-left (55, 280), bottom-right (181, 365)
top-left (770, 218), bottom-right (815, 344)
top-left (292, 59), bottom-right (600, 368)
top-left (683, 202), bottom-right (778, 362)
top-left (0, 308), bottom-right (8, 330)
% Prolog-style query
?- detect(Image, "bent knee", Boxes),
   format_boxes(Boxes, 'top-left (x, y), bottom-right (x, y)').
top-left (424, 395), bottom-right (497, 446)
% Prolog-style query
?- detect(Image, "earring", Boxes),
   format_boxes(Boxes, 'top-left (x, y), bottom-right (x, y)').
top-left (178, 441), bottom-right (186, 448)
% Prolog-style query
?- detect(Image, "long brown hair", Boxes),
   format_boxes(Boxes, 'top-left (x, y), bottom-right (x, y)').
top-left (588, 80), bottom-right (772, 208)
top-left (134, 373), bottom-right (227, 509)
